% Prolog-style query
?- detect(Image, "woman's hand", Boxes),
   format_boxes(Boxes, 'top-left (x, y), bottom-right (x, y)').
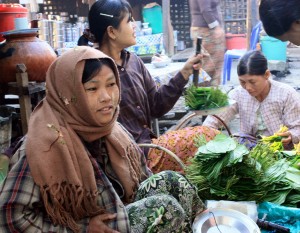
top-left (88, 213), bottom-right (120, 233)
top-left (180, 54), bottom-right (203, 80)
top-left (277, 131), bottom-right (293, 149)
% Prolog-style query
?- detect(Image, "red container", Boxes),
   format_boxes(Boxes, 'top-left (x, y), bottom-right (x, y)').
top-left (226, 33), bottom-right (247, 50)
top-left (0, 29), bottom-right (57, 83)
top-left (0, 4), bottom-right (28, 42)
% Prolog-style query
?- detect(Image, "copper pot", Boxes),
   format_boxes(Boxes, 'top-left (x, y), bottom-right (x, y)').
top-left (0, 28), bottom-right (57, 83)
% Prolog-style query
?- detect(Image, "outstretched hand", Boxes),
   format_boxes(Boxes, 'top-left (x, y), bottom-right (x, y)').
top-left (180, 54), bottom-right (204, 80)
top-left (277, 131), bottom-right (292, 149)
top-left (88, 213), bottom-right (120, 233)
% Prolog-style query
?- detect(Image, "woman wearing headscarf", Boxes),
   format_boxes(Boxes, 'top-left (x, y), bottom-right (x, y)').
top-left (0, 46), bottom-right (205, 233)
top-left (77, 0), bottom-right (208, 157)
top-left (76, 0), bottom-right (220, 174)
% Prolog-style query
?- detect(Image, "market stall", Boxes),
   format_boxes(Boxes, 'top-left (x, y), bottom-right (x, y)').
top-left (0, 1), bottom-right (297, 232)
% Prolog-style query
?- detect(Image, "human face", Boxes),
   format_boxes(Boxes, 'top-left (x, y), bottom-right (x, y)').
top-left (114, 12), bottom-right (137, 48)
top-left (277, 20), bottom-right (300, 46)
top-left (83, 64), bottom-right (119, 125)
top-left (239, 71), bottom-right (270, 101)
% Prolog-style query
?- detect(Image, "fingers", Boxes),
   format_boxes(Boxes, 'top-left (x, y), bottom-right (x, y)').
top-left (278, 132), bottom-right (292, 145)
top-left (88, 213), bottom-right (120, 233)
top-left (98, 213), bottom-right (117, 222)
top-left (193, 61), bottom-right (202, 70)
top-left (180, 54), bottom-right (204, 80)
top-left (188, 54), bottom-right (203, 70)
top-left (277, 132), bottom-right (290, 137)
top-left (192, 54), bottom-right (203, 63)
top-left (281, 136), bottom-right (292, 145)
top-left (89, 223), bottom-right (120, 233)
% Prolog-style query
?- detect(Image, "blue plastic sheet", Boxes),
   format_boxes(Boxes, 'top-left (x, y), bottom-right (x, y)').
top-left (258, 202), bottom-right (300, 233)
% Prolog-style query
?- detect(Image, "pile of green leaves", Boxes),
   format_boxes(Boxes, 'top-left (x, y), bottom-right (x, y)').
top-left (185, 134), bottom-right (300, 207)
top-left (184, 85), bottom-right (229, 110)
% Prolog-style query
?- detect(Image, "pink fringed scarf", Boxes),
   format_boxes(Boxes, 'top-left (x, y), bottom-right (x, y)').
top-left (26, 47), bottom-right (142, 232)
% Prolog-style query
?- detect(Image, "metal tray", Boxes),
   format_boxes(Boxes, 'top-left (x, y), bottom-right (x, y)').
top-left (193, 208), bottom-right (261, 233)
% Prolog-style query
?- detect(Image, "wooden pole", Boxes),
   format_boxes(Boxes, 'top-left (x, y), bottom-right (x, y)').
top-left (162, 0), bottom-right (174, 56)
top-left (16, 64), bottom-right (32, 135)
top-left (246, 0), bottom-right (252, 50)
top-left (251, 0), bottom-right (259, 29)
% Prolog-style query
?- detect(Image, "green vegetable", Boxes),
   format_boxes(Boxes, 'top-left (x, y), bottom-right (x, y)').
top-left (184, 85), bottom-right (229, 110)
top-left (260, 132), bottom-right (285, 153)
top-left (205, 134), bottom-right (236, 154)
top-left (185, 134), bottom-right (300, 206)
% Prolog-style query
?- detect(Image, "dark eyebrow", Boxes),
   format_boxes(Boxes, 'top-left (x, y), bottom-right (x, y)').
top-left (87, 75), bottom-right (116, 83)
top-left (107, 75), bottom-right (117, 81)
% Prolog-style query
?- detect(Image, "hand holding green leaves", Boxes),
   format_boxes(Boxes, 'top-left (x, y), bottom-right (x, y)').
top-left (260, 125), bottom-right (289, 152)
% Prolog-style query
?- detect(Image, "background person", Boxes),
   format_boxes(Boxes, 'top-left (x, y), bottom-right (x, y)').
top-left (259, 0), bottom-right (300, 46)
top-left (77, 0), bottom-right (203, 157)
top-left (203, 50), bottom-right (300, 149)
top-left (0, 46), bottom-right (205, 233)
top-left (188, 0), bottom-right (226, 86)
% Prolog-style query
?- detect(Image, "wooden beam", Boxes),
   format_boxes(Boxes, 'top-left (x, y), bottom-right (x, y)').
top-left (162, 0), bottom-right (174, 56)
top-left (16, 64), bottom-right (32, 135)
top-left (246, 0), bottom-right (252, 50)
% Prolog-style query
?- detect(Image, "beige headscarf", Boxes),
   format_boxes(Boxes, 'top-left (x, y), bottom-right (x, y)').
top-left (26, 46), bottom-right (143, 232)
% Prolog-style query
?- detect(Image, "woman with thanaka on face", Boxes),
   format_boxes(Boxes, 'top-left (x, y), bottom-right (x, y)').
top-left (77, 0), bottom-right (204, 157)
top-left (259, 0), bottom-right (300, 46)
top-left (203, 50), bottom-right (300, 149)
top-left (0, 46), bottom-right (205, 233)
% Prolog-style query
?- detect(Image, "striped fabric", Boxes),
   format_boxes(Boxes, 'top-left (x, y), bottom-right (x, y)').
top-left (0, 139), bottom-right (132, 232)
top-left (203, 79), bottom-right (300, 143)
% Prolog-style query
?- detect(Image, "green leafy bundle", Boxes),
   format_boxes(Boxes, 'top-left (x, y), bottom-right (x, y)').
top-left (185, 134), bottom-right (300, 206)
top-left (184, 85), bottom-right (229, 110)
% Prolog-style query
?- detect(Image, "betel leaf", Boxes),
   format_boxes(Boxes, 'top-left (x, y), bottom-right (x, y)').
top-left (196, 144), bottom-right (216, 155)
top-left (228, 144), bottom-right (249, 165)
top-left (263, 159), bottom-right (289, 183)
top-left (281, 151), bottom-right (297, 157)
top-left (286, 167), bottom-right (300, 189)
top-left (284, 191), bottom-right (300, 206)
top-left (206, 134), bottom-right (237, 153)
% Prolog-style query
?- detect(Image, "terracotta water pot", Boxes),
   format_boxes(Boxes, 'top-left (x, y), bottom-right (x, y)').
top-left (0, 28), bottom-right (57, 83)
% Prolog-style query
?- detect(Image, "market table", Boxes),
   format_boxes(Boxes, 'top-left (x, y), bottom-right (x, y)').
top-left (144, 62), bottom-right (186, 87)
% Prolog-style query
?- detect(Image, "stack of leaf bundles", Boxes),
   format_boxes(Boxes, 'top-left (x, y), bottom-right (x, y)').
top-left (184, 85), bottom-right (229, 110)
top-left (185, 134), bottom-right (300, 207)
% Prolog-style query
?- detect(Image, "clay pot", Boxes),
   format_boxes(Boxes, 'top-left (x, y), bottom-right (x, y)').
top-left (0, 28), bottom-right (57, 83)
